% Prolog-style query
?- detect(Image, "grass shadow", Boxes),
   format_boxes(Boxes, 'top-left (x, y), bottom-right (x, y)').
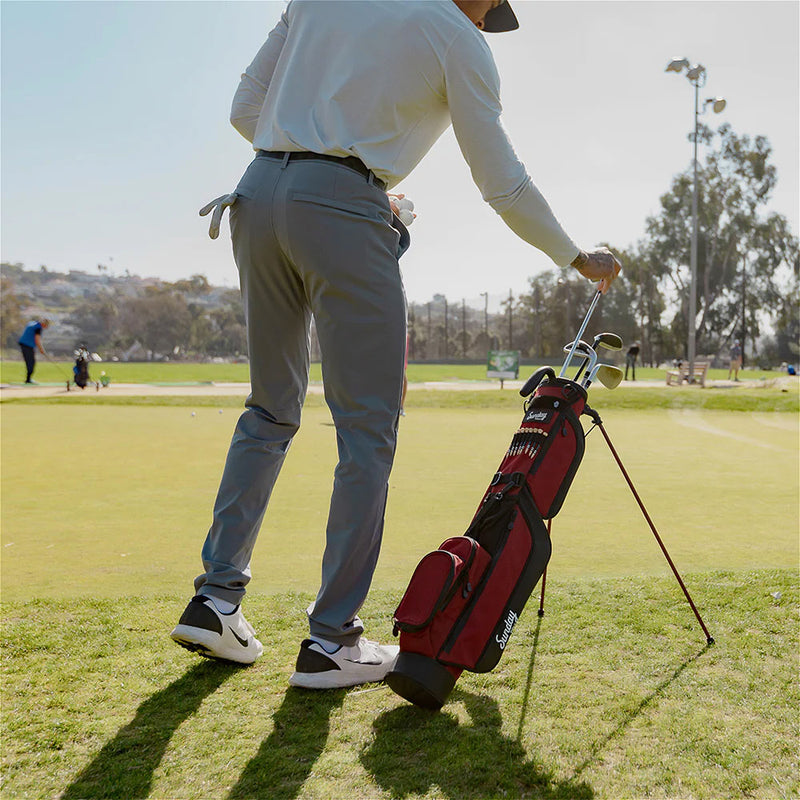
top-left (227, 686), bottom-right (346, 800)
top-left (569, 644), bottom-right (712, 781)
top-left (61, 660), bottom-right (238, 799)
top-left (516, 612), bottom-right (544, 742)
top-left (361, 688), bottom-right (593, 799)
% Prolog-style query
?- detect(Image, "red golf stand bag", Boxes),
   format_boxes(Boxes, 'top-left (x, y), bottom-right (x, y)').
top-left (386, 368), bottom-right (586, 710)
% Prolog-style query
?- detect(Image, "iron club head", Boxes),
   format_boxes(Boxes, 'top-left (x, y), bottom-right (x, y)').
top-left (584, 363), bottom-right (624, 390)
top-left (591, 332), bottom-right (623, 352)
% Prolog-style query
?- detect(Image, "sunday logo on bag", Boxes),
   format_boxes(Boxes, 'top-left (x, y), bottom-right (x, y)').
top-left (495, 609), bottom-right (519, 650)
top-left (524, 409), bottom-right (553, 424)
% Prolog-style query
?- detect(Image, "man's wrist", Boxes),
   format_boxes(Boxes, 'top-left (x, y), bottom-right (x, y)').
top-left (570, 250), bottom-right (588, 270)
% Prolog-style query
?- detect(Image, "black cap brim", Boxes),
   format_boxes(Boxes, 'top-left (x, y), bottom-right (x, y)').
top-left (483, 2), bottom-right (519, 33)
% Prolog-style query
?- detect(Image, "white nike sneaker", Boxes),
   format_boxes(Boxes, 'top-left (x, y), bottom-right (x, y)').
top-left (289, 637), bottom-right (399, 689)
top-left (170, 595), bottom-right (263, 665)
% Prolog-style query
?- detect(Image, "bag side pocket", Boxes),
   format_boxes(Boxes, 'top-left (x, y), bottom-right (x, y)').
top-left (393, 551), bottom-right (461, 633)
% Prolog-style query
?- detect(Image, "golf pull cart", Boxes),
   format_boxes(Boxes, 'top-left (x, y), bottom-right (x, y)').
top-left (387, 290), bottom-right (713, 711)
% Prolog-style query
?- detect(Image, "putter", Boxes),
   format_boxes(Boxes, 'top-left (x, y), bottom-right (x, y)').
top-left (583, 363), bottom-right (624, 390)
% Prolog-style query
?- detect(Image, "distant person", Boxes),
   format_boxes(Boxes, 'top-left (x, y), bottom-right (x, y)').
top-left (172, 0), bottom-right (621, 690)
top-left (728, 339), bottom-right (742, 381)
top-left (17, 318), bottom-right (50, 384)
top-left (625, 341), bottom-right (640, 381)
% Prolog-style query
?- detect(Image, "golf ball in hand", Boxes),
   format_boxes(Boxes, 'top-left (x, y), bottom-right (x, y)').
top-left (398, 209), bottom-right (414, 226)
top-left (395, 197), bottom-right (414, 212)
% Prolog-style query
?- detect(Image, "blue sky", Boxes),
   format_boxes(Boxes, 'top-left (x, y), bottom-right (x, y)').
top-left (2, 1), bottom-right (798, 309)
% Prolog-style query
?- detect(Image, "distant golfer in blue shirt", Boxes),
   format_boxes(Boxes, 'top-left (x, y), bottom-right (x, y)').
top-left (18, 319), bottom-right (50, 384)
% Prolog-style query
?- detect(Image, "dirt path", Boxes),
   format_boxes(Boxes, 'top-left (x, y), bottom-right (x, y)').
top-left (2, 376), bottom-right (782, 400)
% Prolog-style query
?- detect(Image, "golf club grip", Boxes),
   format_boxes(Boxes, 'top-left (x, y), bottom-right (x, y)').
top-left (520, 367), bottom-right (555, 397)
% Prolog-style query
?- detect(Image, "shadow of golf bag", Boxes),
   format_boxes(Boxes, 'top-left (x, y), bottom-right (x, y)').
top-left (386, 369), bottom-right (586, 710)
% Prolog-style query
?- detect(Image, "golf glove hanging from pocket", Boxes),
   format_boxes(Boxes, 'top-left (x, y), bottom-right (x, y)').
top-left (199, 193), bottom-right (238, 240)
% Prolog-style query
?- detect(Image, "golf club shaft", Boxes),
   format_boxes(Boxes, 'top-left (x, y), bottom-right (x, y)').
top-left (45, 352), bottom-right (71, 382)
top-left (596, 422), bottom-right (715, 644)
top-left (573, 355), bottom-right (589, 382)
top-left (559, 290), bottom-right (601, 377)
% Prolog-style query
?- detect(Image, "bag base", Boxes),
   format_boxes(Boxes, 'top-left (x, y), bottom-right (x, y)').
top-left (386, 652), bottom-right (460, 710)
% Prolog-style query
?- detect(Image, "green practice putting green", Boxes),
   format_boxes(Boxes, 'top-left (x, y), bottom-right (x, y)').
top-left (1, 404), bottom-right (796, 602)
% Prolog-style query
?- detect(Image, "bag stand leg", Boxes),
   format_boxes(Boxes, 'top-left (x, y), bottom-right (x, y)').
top-left (591, 416), bottom-right (715, 645)
top-left (537, 519), bottom-right (552, 617)
top-left (537, 410), bottom-right (714, 645)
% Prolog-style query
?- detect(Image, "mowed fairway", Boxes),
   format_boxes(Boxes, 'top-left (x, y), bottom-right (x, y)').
top-left (1, 396), bottom-right (798, 800)
top-left (1, 402), bottom-right (797, 602)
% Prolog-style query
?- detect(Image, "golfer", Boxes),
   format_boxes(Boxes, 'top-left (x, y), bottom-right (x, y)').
top-left (625, 341), bottom-right (640, 381)
top-left (17, 318), bottom-right (50, 384)
top-left (729, 339), bottom-right (742, 381)
top-left (172, 0), bottom-right (621, 689)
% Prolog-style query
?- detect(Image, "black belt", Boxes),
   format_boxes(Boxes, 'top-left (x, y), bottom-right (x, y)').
top-left (257, 150), bottom-right (386, 190)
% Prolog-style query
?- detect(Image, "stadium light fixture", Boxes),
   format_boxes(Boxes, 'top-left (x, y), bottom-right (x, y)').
top-left (707, 97), bottom-right (727, 113)
top-left (665, 57), bottom-right (690, 73)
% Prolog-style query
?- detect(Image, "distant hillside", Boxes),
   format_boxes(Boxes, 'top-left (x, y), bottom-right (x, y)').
top-left (1, 263), bottom-right (246, 359)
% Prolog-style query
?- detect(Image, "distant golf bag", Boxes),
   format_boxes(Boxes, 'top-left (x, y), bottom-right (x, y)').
top-left (73, 345), bottom-right (91, 389)
top-left (386, 369), bottom-right (586, 710)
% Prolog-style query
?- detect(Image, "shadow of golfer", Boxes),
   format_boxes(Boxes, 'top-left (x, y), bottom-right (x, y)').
top-left (361, 688), bottom-right (593, 800)
top-left (227, 687), bottom-right (346, 800)
top-left (61, 660), bottom-right (238, 800)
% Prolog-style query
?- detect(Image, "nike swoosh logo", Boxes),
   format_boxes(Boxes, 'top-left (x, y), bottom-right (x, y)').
top-left (229, 627), bottom-right (249, 647)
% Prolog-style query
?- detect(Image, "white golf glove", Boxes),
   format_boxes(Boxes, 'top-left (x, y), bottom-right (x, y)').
top-left (199, 193), bottom-right (238, 240)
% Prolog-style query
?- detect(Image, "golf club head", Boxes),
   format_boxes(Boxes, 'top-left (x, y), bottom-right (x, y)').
top-left (592, 332), bottom-right (623, 352)
top-left (564, 340), bottom-right (597, 381)
top-left (584, 363), bottom-right (624, 389)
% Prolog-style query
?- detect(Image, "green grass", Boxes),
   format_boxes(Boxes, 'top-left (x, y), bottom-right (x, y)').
top-left (2, 570), bottom-right (797, 799)
top-left (1, 399), bottom-right (797, 798)
top-left (1, 405), bottom-right (796, 603)
top-left (1, 358), bottom-right (792, 387)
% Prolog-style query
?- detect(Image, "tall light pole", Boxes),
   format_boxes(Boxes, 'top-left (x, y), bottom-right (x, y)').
top-left (666, 57), bottom-right (726, 381)
top-left (480, 291), bottom-right (489, 340)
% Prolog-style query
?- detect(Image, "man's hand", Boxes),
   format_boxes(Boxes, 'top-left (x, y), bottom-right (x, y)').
top-left (571, 247), bottom-right (622, 294)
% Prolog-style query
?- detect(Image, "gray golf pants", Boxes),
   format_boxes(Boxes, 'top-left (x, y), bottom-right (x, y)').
top-left (194, 154), bottom-right (406, 646)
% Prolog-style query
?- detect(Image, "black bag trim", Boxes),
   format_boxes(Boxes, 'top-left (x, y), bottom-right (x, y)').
top-left (439, 499), bottom-right (517, 653)
top-left (471, 486), bottom-right (551, 672)
top-left (439, 536), bottom-right (480, 605)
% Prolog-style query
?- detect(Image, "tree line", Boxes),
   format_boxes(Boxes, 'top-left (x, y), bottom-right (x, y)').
top-left (410, 125), bottom-right (798, 367)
